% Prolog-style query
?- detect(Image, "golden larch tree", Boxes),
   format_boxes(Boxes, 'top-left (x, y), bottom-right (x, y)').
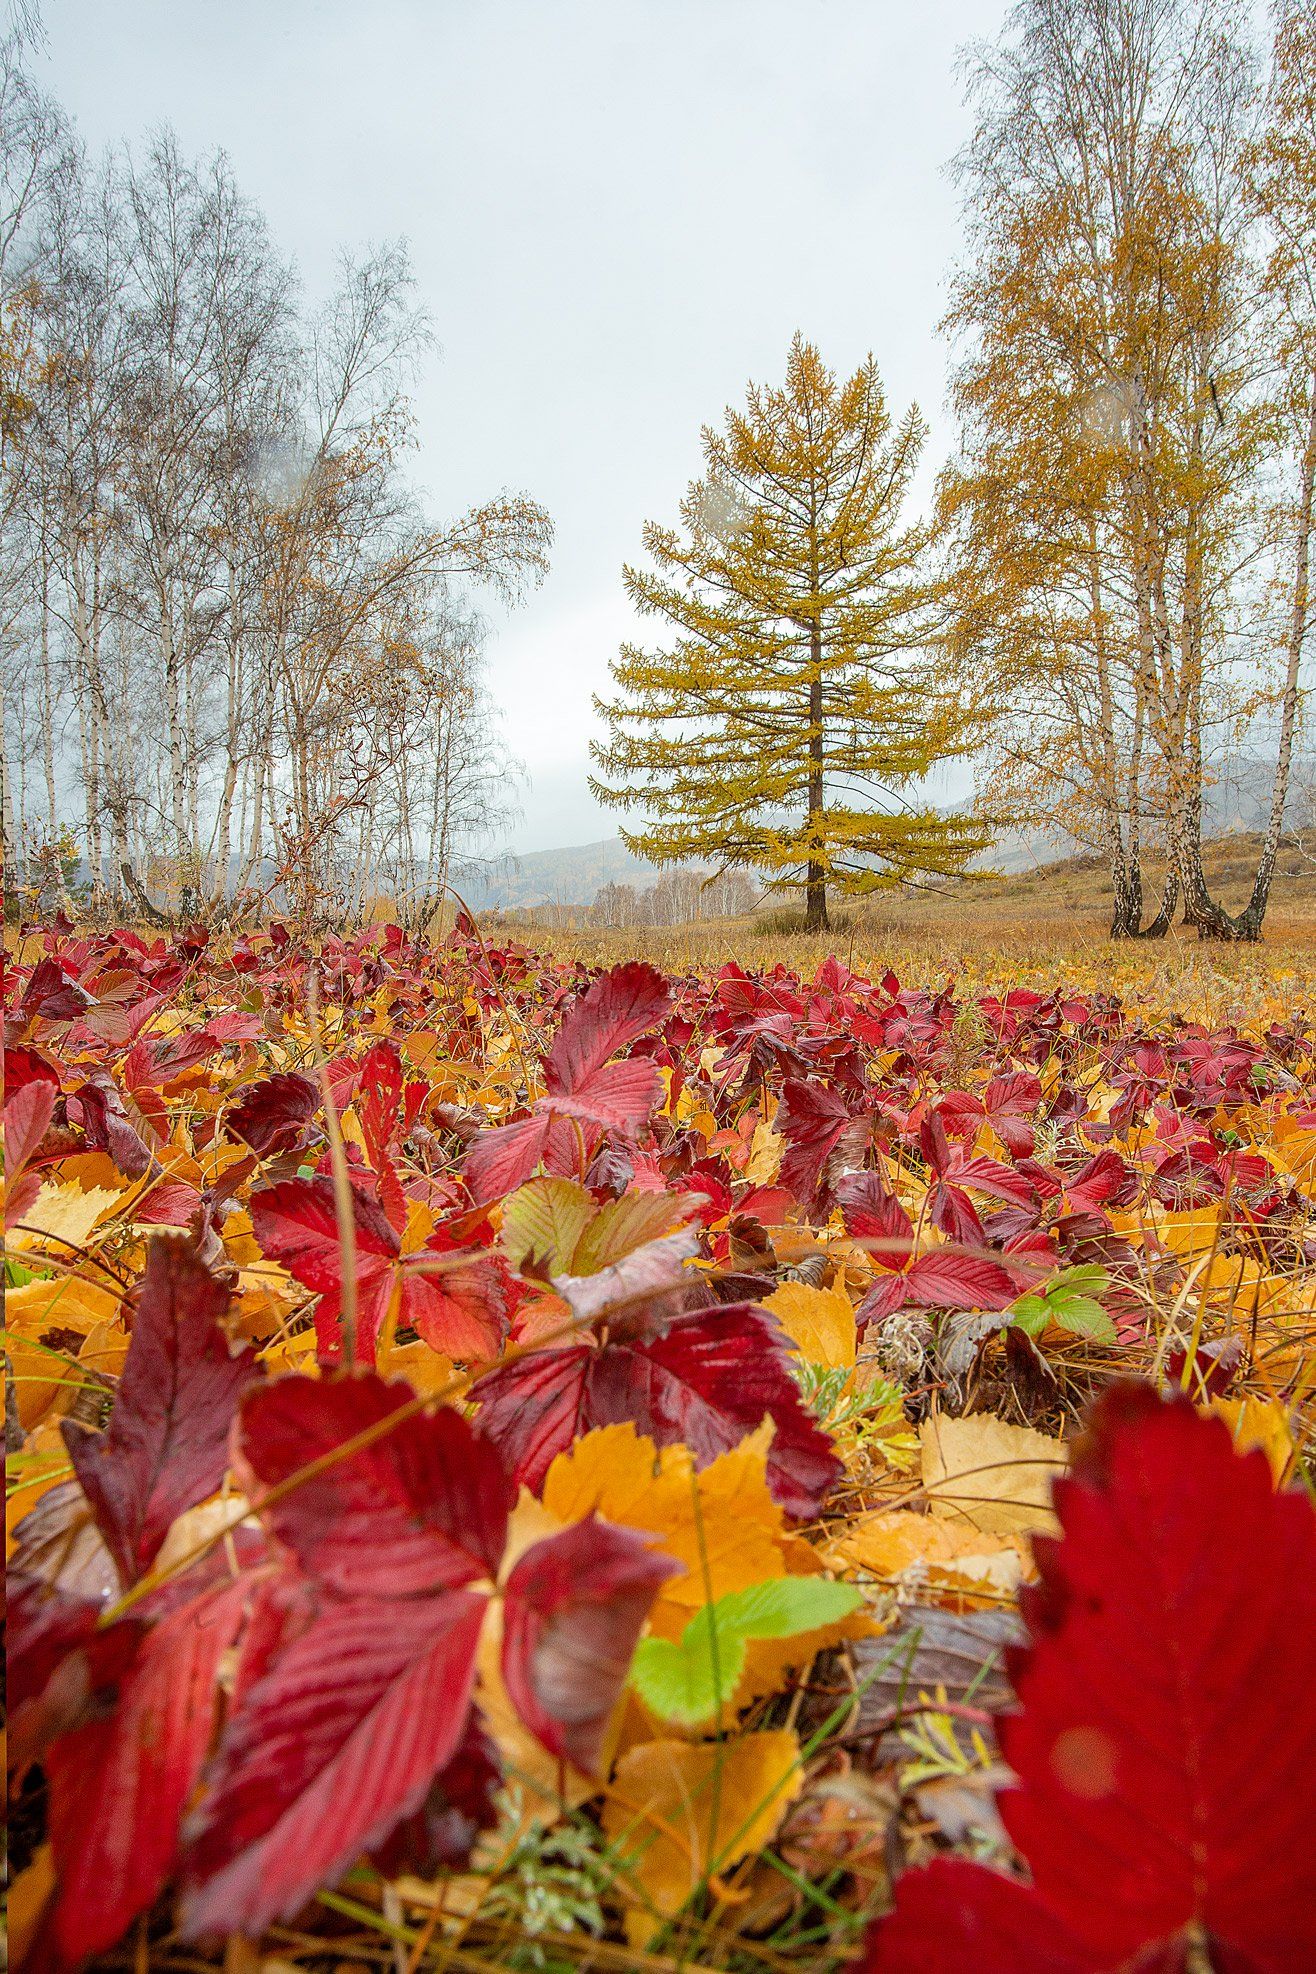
top-left (590, 336), bottom-right (986, 932)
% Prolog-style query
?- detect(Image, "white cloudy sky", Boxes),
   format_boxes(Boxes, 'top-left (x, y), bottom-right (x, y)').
top-left (38, 0), bottom-right (1010, 852)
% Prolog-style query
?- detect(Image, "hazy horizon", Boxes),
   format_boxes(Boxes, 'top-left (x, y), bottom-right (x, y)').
top-left (38, 0), bottom-right (1009, 853)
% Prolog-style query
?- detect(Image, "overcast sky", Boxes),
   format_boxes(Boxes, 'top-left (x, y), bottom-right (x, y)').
top-left (38, 0), bottom-right (1011, 853)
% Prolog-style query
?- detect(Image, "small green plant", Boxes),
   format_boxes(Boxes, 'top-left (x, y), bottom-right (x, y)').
top-left (793, 1361), bottom-right (921, 1467)
top-left (631, 1577), bottom-right (864, 1728)
top-left (1006, 1263), bottom-right (1115, 1344)
top-left (478, 1793), bottom-right (614, 1966)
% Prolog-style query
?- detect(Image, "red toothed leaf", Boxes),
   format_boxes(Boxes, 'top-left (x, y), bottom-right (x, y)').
top-left (473, 1306), bottom-right (842, 1517)
top-left (403, 1242), bottom-right (509, 1361)
top-left (250, 1174), bottom-right (399, 1362)
top-left (464, 1109), bottom-right (563, 1203)
top-left (838, 1172), bottom-right (915, 1261)
top-left (898, 1248), bottom-right (1020, 1311)
top-left (588, 1307), bottom-right (843, 1516)
top-left (122, 1030), bottom-right (219, 1091)
top-left (240, 1372), bottom-right (512, 1596)
top-left (464, 967), bottom-right (670, 1198)
top-left (181, 1588), bottom-right (487, 1940)
top-left (228, 1072), bottom-right (321, 1157)
top-left (777, 1079), bottom-right (868, 1206)
top-left (866, 1382), bottom-right (1316, 1974)
top-left (21, 955), bottom-right (94, 1024)
top-left (543, 961), bottom-right (671, 1120)
top-left (4, 1076), bottom-right (56, 1182)
top-left (470, 1344), bottom-right (595, 1496)
top-left (46, 1579), bottom-right (248, 1962)
top-left (358, 1040), bottom-right (404, 1168)
top-left (501, 1516), bottom-right (678, 1773)
top-left (62, 1240), bottom-right (261, 1585)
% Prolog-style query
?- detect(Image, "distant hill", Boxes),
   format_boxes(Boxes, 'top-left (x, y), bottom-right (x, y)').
top-left (459, 838), bottom-right (660, 910)
top-left (460, 757), bottom-right (1315, 910)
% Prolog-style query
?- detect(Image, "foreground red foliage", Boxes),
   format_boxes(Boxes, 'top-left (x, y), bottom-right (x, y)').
top-left (5, 917), bottom-right (1316, 1966)
top-left (865, 1385), bottom-right (1316, 1972)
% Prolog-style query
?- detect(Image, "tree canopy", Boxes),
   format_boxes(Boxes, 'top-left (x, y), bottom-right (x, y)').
top-left (591, 335), bottom-right (986, 931)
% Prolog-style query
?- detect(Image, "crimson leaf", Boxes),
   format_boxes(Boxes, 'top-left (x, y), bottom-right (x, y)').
top-left (866, 1382), bottom-right (1316, 1973)
top-left (62, 1239), bottom-right (260, 1585)
top-left (472, 1305), bottom-right (842, 1517)
top-left (501, 1515), bottom-right (678, 1773)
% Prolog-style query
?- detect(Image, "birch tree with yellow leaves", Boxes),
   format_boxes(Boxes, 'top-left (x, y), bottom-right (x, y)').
top-left (590, 336), bottom-right (987, 933)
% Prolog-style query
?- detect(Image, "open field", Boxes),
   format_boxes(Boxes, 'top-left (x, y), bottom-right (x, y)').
top-left (498, 834), bottom-right (1316, 1020)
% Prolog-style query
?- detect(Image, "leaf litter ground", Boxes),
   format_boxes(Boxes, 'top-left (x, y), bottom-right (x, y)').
top-left (5, 917), bottom-right (1316, 1972)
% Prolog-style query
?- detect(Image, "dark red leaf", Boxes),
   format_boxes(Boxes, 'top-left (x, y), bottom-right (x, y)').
top-left (46, 1579), bottom-right (247, 1962)
top-left (250, 1174), bottom-right (398, 1361)
top-left (3, 1077), bottom-right (56, 1184)
top-left (777, 1079), bottom-right (868, 1207)
top-left (473, 1306), bottom-right (842, 1517)
top-left (358, 1040), bottom-right (404, 1168)
top-left (240, 1372), bottom-right (512, 1596)
top-left (228, 1072), bottom-right (321, 1157)
top-left (867, 1383), bottom-right (1316, 1973)
top-left (62, 1240), bottom-right (260, 1584)
top-left (182, 1588), bottom-right (486, 1939)
top-left (501, 1516), bottom-right (678, 1773)
top-left (464, 1109), bottom-right (560, 1203)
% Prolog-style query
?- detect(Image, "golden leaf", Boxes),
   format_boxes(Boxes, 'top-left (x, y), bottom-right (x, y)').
top-left (763, 1280), bottom-right (856, 1369)
top-left (603, 1730), bottom-right (803, 1947)
top-left (920, 1411), bottom-right (1066, 1538)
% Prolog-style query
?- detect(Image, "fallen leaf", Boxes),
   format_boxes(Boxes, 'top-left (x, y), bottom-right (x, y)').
top-left (604, 1729), bottom-right (804, 1947)
top-left (920, 1412), bottom-right (1066, 1537)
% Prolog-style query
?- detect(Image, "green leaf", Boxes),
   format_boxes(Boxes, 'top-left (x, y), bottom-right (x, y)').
top-left (500, 1176), bottom-right (594, 1276)
top-left (630, 1577), bottom-right (864, 1728)
top-left (1006, 1264), bottom-right (1116, 1345)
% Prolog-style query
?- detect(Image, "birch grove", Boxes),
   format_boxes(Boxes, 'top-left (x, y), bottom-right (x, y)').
top-left (0, 29), bottom-right (550, 925)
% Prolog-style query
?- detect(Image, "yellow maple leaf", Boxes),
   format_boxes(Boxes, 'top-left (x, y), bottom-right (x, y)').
top-left (603, 1730), bottom-right (803, 1947)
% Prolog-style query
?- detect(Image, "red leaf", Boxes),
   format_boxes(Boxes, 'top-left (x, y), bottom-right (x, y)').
top-left (867, 1383), bottom-right (1316, 1973)
top-left (47, 1579), bottom-right (247, 1961)
top-left (62, 1240), bottom-right (260, 1584)
top-left (240, 1372), bottom-right (512, 1596)
top-left (839, 1173), bottom-right (915, 1259)
top-left (358, 1040), bottom-right (404, 1168)
top-left (778, 1079), bottom-right (868, 1207)
top-left (543, 961), bottom-right (671, 1121)
top-left (464, 1110), bottom-right (559, 1203)
top-left (464, 966), bottom-right (669, 1198)
top-left (403, 1243), bottom-right (509, 1361)
top-left (898, 1248), bottom-right (1019, 1311)
top-left (250, 1174), bottom-right (398, 1361)
top-left (473, 1306), bottom-right (842, 1516)
top-left (182, 1588), bottom-right (486, 1939)
top-left (863, 1857), bottom-right (1106, 1973)
top-left (501, 1516), bottom-right (678, 1773)
top-left (228, 1072), bottom-right (321, 1157)
top-left (3, 1077), bottom-right (56, 1184)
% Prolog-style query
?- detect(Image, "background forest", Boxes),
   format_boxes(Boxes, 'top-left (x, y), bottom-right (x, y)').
top-left (2, 0), bottom-right (1314, 942)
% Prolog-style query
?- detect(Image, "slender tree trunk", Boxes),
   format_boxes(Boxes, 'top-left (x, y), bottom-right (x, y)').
top-left (1231, 383), bottom-right (1316, 942)
top-left (804, 616), bottom-right (829, 933)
